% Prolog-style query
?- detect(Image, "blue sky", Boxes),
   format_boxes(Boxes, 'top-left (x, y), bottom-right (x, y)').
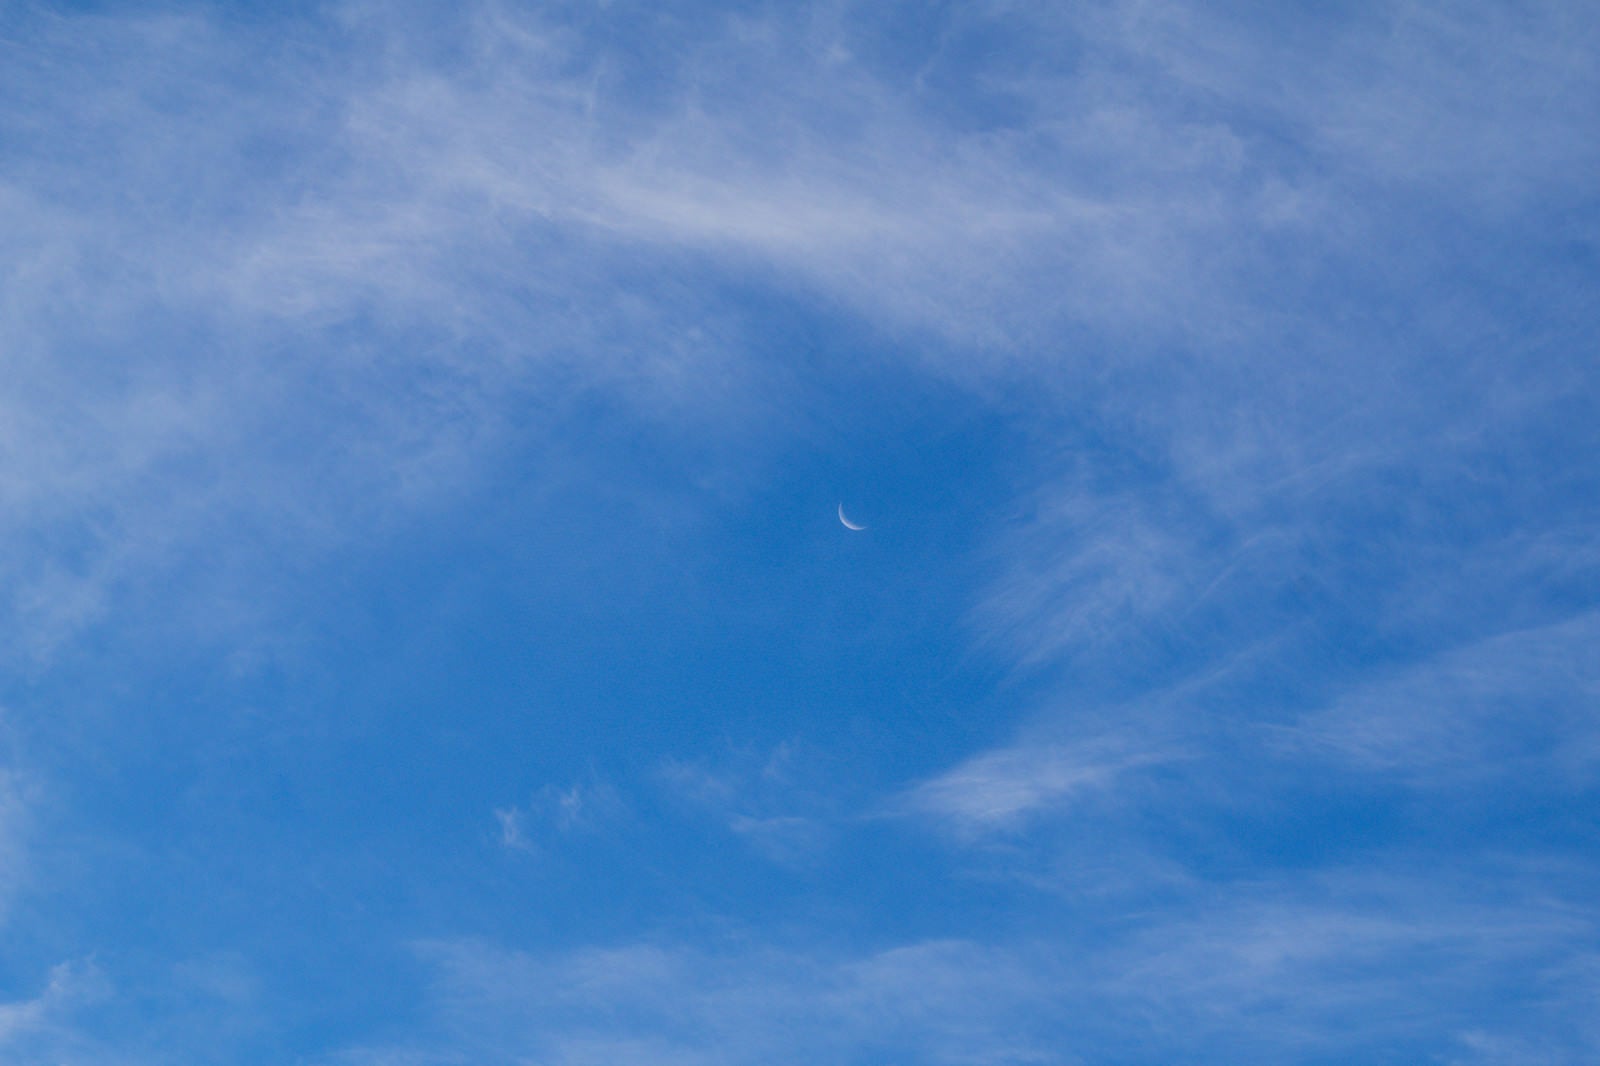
top-left (1, 1), bottom-right (1598, 1062)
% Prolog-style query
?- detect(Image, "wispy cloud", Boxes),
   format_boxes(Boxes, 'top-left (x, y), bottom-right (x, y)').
top-left (1281, 610), bottom-right (1600, 785)
top-left (345, 935), bottom-right (1070, 1066)
top-left (1093, 858), bottom-right (1600, 1058)
top-left (973, 482), bottom-right (1205, 666)
top-left (1118, 1), bottom-right (1600, 211)
top-left (0, 733), bottom-right (37, 924)
top-left (496, 778), bottom-right (624, 855)
top-left (329, 856), bottom-right (1600, 1064)
top-left (1, 4), bottom-right (1596, 1063)
top-left (658, 741), bottom-right (838, 864)
top-left (0, 960), bottom-right (110, 1064)
top-left (3, 0), bottom-right (1595, 663)
top-left (899, 734), bottom-right (1175, 836)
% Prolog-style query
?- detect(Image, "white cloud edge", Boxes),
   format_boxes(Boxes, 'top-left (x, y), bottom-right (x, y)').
top-left (325, 861), bottom-right (1600, 1063)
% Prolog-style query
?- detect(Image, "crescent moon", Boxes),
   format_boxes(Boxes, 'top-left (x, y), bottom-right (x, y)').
top-left (838, 503), bottom-right (866, 531)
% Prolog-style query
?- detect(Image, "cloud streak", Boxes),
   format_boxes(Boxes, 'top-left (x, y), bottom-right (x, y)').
top-left (1283, 610), bottom-right (1600, 785)
top-left (328, 857), bottom-right (1600, 1065)
top-left (900, 735), bottom-right (1175, 835)
top-left (0, 3), bottom-right (1595, 1063)
top-left (3, 0), bottom-right (1594, 661)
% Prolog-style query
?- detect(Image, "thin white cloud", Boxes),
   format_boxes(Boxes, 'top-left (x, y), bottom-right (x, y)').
top-left (1090, 866), bottom-right (1600, 1058)
top-left (0, 743), bottom-right (36, 925)
top-left (658, 741), bottom-right (839, 864)
top-left (2, 0), bottom-right (1593, 663)
top-left (495, 779), bottom-right (624, 855)
top-left (369, 935), bottom-right (1071, 1066)
top-left (725, 814), bottom-right (829, 867)
top-left (1281, 611), bottom-right (1600, 785)
top-left (1121, 1), bottom-right (1600, 211)
top-left (0, 960), bottom-right (110, 1064)
top-left (328, 858), bottom-right (1600, 1064)
top-left (900, 736), bottom-right (1174, 836)
top-left (0, 4), bottom-right (1591, 1064)
top-left (973, 484), bottom-right (1202, 665)
top-left (491, 807), bottom-right (530, 853)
